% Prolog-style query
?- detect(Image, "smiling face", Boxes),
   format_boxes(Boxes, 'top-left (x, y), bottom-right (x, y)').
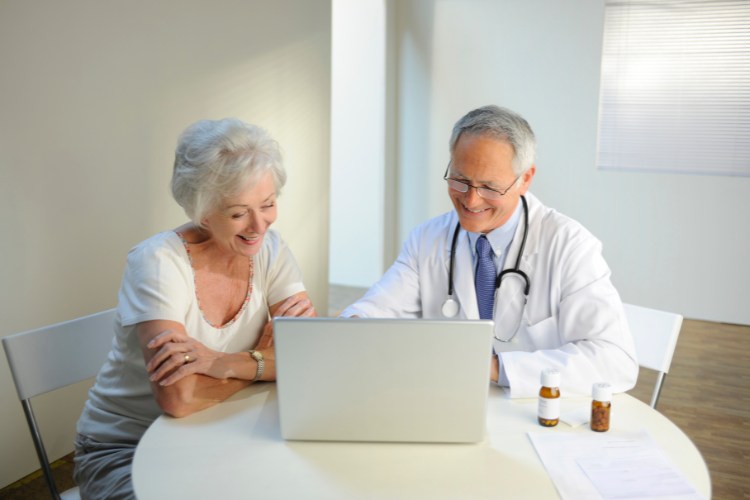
top-left (201, 171), bottom-right (278, 257)
top-left (448, 133), bottom-right (535, 234)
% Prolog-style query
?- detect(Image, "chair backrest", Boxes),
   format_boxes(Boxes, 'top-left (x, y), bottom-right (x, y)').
top-left (623, 303), bottom-right (683, 408)
top-left (2, 308), bottom-right (116, 499)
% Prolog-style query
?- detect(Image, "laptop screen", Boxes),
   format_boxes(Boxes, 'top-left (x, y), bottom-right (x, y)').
top-left (274, 317), bottom-right (494, 443)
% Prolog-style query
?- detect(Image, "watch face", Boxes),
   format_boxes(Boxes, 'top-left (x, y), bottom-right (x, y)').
top-left (251, 351), bottom-right (263, 361)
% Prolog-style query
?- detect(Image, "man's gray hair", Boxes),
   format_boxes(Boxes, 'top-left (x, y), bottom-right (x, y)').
top-left (449, 105), bottom-right (536, 175)
top-left (171, 118), bottom-right (286, 225)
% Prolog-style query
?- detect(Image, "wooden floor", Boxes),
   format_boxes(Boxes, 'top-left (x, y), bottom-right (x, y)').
top-left (1, 310), bottom-right (748, 499)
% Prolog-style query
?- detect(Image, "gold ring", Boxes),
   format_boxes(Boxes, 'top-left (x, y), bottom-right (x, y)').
top-left (184, 354), bottom-right (191, 363)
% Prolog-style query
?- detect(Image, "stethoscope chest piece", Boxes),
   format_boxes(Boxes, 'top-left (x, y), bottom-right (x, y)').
top-left (441, 298), bottom-right (459, 318)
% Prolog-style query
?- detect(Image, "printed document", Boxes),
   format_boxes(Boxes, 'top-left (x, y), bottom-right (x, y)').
top-left (528, 429), bottom-right (705, 500)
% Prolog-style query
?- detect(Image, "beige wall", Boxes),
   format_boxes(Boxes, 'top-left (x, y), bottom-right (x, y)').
top-left (0, 0), bottom-right (330, 487)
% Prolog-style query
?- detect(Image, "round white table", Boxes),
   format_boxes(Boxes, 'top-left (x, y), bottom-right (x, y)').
top-left (133, 384), bottom-right (710, 499)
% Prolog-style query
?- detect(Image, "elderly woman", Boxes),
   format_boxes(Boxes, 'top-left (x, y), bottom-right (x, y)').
top-left (73, 118), bottom-right (315, 499)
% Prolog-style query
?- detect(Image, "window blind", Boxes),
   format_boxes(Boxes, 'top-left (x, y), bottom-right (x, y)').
top-left (597, 0), bottom-right (750, 176)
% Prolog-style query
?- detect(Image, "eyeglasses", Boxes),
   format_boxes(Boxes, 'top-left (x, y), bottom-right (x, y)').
top-left (443, 164), bottom-right (520, 200)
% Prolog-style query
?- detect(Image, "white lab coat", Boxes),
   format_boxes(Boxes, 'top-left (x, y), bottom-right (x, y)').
top-left (342, 192), bottom-right (638, 398)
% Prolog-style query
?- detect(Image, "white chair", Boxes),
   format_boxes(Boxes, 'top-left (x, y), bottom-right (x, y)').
top-left (2, 309), bottom-right (116, 500)
top-left (623, 303), bottom-right (683, 409)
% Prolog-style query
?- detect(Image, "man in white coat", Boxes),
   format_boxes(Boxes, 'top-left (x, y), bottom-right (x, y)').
top-left (342, 105), bottom-right (638, 398)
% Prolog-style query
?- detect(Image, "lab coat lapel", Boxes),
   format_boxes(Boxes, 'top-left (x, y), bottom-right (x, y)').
top-left (494, 196), bottom-right (538, 344)
top-left (502, 196), bottom-right (540, 275)
top-left (517, 194), bottom-right (540, 271)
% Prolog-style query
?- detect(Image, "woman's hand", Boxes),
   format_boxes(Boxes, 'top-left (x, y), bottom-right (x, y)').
top-left (255, 321), bottom-right (275, 350)
top-left (257, 292), bottom-right (317, 348)
top-left (270, 292), bottom-right (317, 319)
top-left (137, 320), bottom-right (253, 417)
top-left (251, 292), bottom-right (317, 378)
top-left (145, 328), bottom-right (230, 386)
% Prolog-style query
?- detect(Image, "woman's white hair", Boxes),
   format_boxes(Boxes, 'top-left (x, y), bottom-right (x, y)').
top-left (449, 105), bottom-right (536, 176)
top-left (171, 118), bottom-right (286, 225)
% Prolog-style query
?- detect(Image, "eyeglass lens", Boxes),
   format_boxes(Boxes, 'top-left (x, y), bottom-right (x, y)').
top-left (446, 179), bottom-right (504, 200)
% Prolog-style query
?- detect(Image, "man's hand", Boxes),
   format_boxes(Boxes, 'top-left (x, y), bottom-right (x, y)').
top-left (490, 354), bottom-right (499, 383)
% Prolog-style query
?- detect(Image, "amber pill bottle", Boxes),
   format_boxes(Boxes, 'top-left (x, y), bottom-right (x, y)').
top-left (537, 369), bottom-right (561, 427)
top-left (590, 382), bottom-right (612, 432)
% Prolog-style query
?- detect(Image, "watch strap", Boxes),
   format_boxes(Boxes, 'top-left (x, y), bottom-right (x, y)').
top-left (249, 350), bottom-right (264, 382)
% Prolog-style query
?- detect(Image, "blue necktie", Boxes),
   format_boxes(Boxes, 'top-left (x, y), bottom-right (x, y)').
top-left (475, 236), bottom-right (496, 320)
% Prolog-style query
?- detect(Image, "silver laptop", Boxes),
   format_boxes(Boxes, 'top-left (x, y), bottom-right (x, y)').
top-left (274, 317), bottom-right (494, 443)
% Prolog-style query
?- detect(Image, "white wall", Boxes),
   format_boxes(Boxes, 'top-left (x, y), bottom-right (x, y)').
top-left (0, 0), bottom-right (330, 487)
top-left (393, 0), bottom-right (750, 325)
top-left (329, 0), bottom-right (386, 287)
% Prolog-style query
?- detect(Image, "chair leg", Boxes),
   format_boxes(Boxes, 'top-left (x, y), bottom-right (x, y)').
top-left (651, 372), bottom-right (667, 409)
top-left (21, 399), bottom-right (61, 500)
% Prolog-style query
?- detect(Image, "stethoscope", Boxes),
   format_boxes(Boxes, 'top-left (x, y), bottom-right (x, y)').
top-left (441, 195), bottom-right (531, 330)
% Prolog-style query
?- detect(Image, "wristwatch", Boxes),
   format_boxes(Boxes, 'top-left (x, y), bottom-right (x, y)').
top-left (249, 350), bottom-right (264, 382)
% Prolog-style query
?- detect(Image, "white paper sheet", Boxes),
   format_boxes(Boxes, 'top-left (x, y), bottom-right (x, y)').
top-left (527, 429), bottom-right (705, 500)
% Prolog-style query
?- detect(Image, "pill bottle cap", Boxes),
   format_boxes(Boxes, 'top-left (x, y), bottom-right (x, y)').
top-left (541, 368), bottom-right (561, 387)
top-left (592, 382), bottom-right (612, 401)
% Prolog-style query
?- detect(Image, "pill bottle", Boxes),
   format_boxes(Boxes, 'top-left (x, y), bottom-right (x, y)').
top-left (590, 382), bottom-right (612, 432)
top-left (537, 368), bottom-right (561, 427)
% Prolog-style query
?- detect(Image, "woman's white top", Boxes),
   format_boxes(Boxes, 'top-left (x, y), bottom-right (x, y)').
top-left (76, 229), bottom-right (305, 444)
